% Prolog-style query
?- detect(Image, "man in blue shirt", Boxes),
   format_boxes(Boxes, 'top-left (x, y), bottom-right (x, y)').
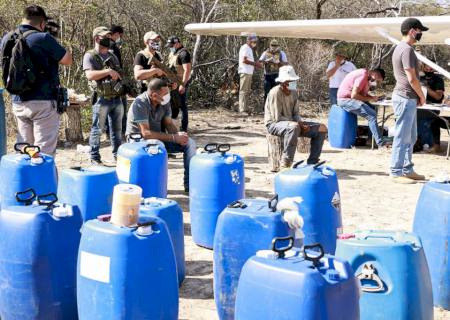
top-left (1, 5), bottom-right (72, 156)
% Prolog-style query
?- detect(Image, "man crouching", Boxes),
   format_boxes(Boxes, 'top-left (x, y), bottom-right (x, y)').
top-left (265, 65), bottom-right (327, 169)
top-left (126, 78), bottom-right (196, 192)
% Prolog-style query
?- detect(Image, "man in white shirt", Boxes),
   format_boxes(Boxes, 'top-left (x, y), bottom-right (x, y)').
top-left (326, 50), bottom-right (356, 106)
top-left (238, 34), bottom-right (262, 113)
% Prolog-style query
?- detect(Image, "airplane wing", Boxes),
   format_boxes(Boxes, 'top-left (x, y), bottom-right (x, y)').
top-left (185, 16), bottom-right (450, 45)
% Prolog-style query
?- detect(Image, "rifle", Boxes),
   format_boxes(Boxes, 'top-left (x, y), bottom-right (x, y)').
top-left (148, 55), bottom-right (183, 86)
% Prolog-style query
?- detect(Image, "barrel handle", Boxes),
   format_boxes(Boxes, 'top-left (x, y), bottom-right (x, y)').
top-left (356, 263), bottom-right (385, 293)
top-left (129, 133), bottom-right (143, 142)
top-left (15, 188), bottom-right (37, 205)
top-left (96, 214), bottom-right (156, 229)
top-left (204, 143), bottom-right (218, 153)
top-left (313, 160), bottom-right (326, 169)
top-left (14, 142), bottom-right (30, 153)
top-left (303, 243), bottom-right (325, 267)
top-left (227, 200), bottom-right (247, 209)
top-left (218, 144), bottom-right (231, 155)
top-left (292, 160), bottom-right (305, 169)
top-left (97, 214), bottom-right (111, 222)
top-left (268, 194), bottom-right (279, 212)
top-left (36, 193), bottom-right (58, 208)
top-left (271, 236), bottom-right (294, 258)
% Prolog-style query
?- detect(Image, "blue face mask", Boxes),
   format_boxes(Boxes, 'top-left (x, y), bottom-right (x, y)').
top-left (170, 47), bottom-right (176, 54)
top-left (288, 81), bottom-right (297, 91)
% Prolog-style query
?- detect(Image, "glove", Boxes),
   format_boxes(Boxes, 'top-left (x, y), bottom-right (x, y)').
top-left (283, 209), bottom-right (304, 232)
top-left (276, 197), bottom-right (303, 212)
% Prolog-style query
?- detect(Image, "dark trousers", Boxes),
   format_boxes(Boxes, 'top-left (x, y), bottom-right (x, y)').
top-left (267, 121), bottom-right (326, 165)
top-left (264, 74), bottom-right (278, 101)
top-left (172, 86), bottom-right (189, 131)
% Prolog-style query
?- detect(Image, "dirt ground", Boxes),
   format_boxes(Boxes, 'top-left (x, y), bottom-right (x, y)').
top-left (48, 107), bottom-right (449, 320)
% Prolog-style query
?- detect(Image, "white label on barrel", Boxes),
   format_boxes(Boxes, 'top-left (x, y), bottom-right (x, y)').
top-left (230, 169), bottom-right (240, 184)
top-left (116, 156), bottom-right (131, 182)
top-left (80, 251), bottom-right (110, 283)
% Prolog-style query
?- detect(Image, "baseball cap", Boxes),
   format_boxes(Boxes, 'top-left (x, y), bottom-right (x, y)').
top-left (401, 18), bottom-right (429, 34)
top-left (24, 5), bottom-right (51, 21)
top-left (270, 39), bottom-right (279, 47)
top-left (166, 36), bottom-right (180, 47)
top-left (92, 26), bottom-right (112, 38)
top-left (246, 34), bottom-right (257, 41)
top-left (144, 31), bottom-right (160, 43)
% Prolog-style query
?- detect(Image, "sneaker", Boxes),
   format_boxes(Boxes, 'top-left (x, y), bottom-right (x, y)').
top-left (405, 171), bottom-right (426, 181)
top-left (391, 176), bottom-right (417, 184)
top-left (90, 159), bottom-right (103, 166)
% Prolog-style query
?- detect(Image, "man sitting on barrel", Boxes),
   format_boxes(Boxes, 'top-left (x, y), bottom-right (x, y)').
top-left (265, 65), bottom-right (327, 169)
top-left (125, 78), bottom-right (196, 193)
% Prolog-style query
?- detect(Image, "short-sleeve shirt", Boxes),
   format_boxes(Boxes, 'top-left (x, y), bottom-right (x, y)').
top-left (259, 50), bottom-right (288, 75)
top-left (126, 92), bottom-right (171, 136)
top-left (392, 41), bottom-right (420, 99)
top-left (421, 73), bottom-right (445, 104)
top-left (83, 50), bottom-right (110, 71)
top-left (326, 60), bottom-right (357, 88)
top-left (238, 44), bottom-right (254, 75)
top-left (175, 47), bottom-right (191, 65)
top-left (337, 69), bottom-right (369, 99)
top-left (1, 24), bottom-right (66, 102)
top-left (133, 50), bottom-right (163, 93)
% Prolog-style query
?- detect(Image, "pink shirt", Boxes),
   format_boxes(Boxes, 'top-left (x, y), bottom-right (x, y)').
top-left (337, 69), bottom-right (369, 99)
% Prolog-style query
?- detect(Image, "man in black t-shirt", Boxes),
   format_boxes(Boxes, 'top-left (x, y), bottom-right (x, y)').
top-left (166, 36), bottom-right (192, 132)
top-left (416, 64), bottom-right (445, 152)
top-left (133, 31), bottom-right (166, 93)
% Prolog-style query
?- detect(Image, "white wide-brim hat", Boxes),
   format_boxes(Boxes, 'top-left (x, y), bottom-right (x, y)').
top-left (276, 65), bottom-right (300, 83)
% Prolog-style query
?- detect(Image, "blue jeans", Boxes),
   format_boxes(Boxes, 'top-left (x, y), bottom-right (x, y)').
top-left (89, 97), bottom-right (123, 161)
top-left (264, 74), bottom-right (278, 101)
top-left (338, 99), bottom-right (383, 146)
top-left (164, 138), bottom-right (196, 187)
top-left (329, 88), bottom-right (338, 106)
top-left (390, 94), bottom-right (417, 176)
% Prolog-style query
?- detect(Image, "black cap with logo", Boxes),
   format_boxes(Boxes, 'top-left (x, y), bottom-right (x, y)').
top-left (401, 18), bottom-right (429, 34)
top-left (166, 36), bottom-right (180, 47)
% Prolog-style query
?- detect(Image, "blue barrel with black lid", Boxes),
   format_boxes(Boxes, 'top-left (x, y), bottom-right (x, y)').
top-left (275, 160), bottom-right (342, 254)
top-left (77, 214), bottom-right (178, 320)
top-left (414, 180), bottom-right (450, 310)
top-left (0, 190), bottom-right (82, 320)
top-left (0, 143), bottom-right (57, 208)
top-left (116, 133), bottom-right (168, 198)
top-left (235, 238), bottom-right (360, 320)
top-left (336, 230), bottom-right (433, 320)
top-left (190, 143), bottom-right (245, 249)
top-left (213, 196), bottom-right (291, 320)
top-left (328, 104), bottom-right (357, 148)
top-left (58, 166), bottom-right (118, 221)
top-left (140, 197), bottom-right (185, 285)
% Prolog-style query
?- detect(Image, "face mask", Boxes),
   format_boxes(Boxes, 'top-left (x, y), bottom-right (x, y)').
top-left (424, 71), bottom-right (434, 77)
top-left (250, 42), bottom-right (257, 48)
top-left (170, 47), bottom-right (176, 54)
top-left (413, 30), bottom-right (422, 42)
top-left (288, 81), bottom-right (297, 91)
top-left (369, 80), bottom-right (377, 88)
top-left (115, 38), bottom-right (123, 47)
top-left (150, 42), bottom-right (160, 51)
top-left (99, 37), bottom-right (112, 48)
top-left (161, 93), bottom-right (171, 105)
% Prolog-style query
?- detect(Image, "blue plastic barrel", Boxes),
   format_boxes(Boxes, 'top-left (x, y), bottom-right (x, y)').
top-left (0, 192), bottom-right (82, 320)
top-left (275, 160), bottom-right (342, 254)
top-left (213, 197), bottom-right (290, 320)
top-left (77, 215), bottom-right (178, 320)
top-left (116, 134), bottom-right (168, 198)
top-left (58, 166), bottom-right (118, 221)
top-left (235, 239), bottom-right (360, 320)
top-left (328, 104), bottom-right (357, 148)
top-left (140, 197), bottom-right (185, 285)
top-left (0, 88), bottom-right (6, 158)
top-left (336, 230), bottom-right (433, 320)
top-left (190, 143), bottom-right (245, 249)
top-left (0, 144), bottom-right (57, 208)
top-left (414, 181), bottom-right (450, 310)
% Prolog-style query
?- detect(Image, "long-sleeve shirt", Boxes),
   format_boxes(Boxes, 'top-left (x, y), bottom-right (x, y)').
top-left (264, 85), bottom-right (301, 126)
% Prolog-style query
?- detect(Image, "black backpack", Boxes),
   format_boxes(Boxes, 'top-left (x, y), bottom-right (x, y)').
top-left (0, 29), bottom-right (40, 95)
